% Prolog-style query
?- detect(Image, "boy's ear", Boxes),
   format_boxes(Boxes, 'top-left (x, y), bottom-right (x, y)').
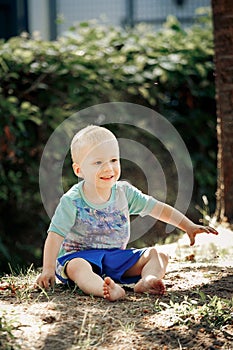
top-left (72, 163), bottom-right (83, 178)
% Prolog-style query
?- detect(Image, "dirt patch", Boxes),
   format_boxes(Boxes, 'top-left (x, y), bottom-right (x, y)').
top-left (1, 226), bottom-right (233, 350)
top-left (1, 260), bottom-right (233, 350)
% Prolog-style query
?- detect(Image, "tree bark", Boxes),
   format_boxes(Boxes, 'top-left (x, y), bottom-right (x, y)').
top-left (211, 0), bottom-right (233, 223)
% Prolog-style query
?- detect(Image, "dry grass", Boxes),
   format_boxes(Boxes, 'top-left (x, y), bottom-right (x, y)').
top-left (1, 226), bottom-right (233, 350)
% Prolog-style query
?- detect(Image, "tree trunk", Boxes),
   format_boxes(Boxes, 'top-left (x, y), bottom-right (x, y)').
top-left (211, 0), bottom-right (233, 223)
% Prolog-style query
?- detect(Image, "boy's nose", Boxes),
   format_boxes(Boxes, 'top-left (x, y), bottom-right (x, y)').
top-left (102, 162), bottom-right (113, 171)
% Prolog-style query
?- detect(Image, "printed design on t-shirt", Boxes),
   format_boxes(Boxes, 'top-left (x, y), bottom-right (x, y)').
top-left (66, 198), bottom-right (129, 250)
top-left (62, 238), bottom-right (81, 253)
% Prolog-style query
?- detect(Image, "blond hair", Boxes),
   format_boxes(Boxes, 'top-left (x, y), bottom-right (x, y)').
top-left (71, 125), bottom-right (117, 163)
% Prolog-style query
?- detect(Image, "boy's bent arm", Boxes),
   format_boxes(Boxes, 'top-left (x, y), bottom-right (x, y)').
top-left (149, 201), bottom-right (218, 246)
top-left (36, 231), bottom-right (64, 289)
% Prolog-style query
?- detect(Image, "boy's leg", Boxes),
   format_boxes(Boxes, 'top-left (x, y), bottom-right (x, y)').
top-left (66, 257), bottom-right (125, 301)
top-left (123, 247), bottom-right (169, 295)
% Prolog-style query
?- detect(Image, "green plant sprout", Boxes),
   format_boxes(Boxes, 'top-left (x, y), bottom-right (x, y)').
top-left (0, 264), bottom-right (51, 303)
top-left (0, 312), bottom-right (21, 350)
top-left (154, 291), bottom-right (233, 330)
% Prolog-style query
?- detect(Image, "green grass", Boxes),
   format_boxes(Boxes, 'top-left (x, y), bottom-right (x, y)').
top-left (154, 291), bottom-right (233, 330)
top-left (0, 264), bottom-right (50, 303)
top-left (1, 258), bottom-right (233, 349)
top-left (0, 264), bottom-right (51, 350)
top-left (0, 312), bottom-right (20, 350)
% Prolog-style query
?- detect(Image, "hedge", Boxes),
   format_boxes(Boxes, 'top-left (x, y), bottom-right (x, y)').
top-left (0, 8), bottom-right (217, 271)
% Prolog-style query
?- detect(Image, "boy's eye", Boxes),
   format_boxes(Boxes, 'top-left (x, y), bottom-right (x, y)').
top-left (95, 161), bottom-right (102, 165)
top-left (111, 158), bottom-right (118, 163)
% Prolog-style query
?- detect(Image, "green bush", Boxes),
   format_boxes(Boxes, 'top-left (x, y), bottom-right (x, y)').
top-left (0, 8), bottom-right (216, 271)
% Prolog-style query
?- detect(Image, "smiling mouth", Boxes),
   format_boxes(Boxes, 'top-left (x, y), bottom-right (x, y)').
top-left (100, 175), bottom-right (114, 180)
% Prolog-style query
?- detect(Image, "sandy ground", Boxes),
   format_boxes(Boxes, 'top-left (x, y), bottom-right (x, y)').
top-left (1, 225), bottom-right (233, 350)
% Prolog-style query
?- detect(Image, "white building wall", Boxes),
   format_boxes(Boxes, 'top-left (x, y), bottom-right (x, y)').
top-left (27, 0), bottom-right (50, 40)
top-left (56, 0), bottom-right (126, 36)
top-left (136, 0), bottom-right (210, 22)
top-left (27, 0), bottom-right (211, 40)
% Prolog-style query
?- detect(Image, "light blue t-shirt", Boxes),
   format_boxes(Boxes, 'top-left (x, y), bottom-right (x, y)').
top-left (48, 180), bottom-right (157, 257)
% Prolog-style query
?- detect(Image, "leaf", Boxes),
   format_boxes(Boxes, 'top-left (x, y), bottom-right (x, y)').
top-left (29, 116), bottom-right (43, 126)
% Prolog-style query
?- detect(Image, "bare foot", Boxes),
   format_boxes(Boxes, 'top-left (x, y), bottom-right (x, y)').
top-left (103, 277), bottom-right (125, 301)
top-left (134, 276), bottom-right (166, 296)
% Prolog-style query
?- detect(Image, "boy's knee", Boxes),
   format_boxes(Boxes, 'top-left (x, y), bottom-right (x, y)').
top-left (145, 247), bottom-right (169, 264)
top-left (144, 247), bottom-right (159, 260)
top-left (66, 258), bottom-right (91, 274)
top-left (149, 247), bottom-right (159, 256)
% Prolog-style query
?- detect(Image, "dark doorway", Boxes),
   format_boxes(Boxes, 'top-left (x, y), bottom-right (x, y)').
top-left (0, 0), bottom-right (28, 40)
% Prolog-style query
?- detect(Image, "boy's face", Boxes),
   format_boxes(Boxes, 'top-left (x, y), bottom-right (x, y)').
top-left (73, 138), bottom-right (121, 191)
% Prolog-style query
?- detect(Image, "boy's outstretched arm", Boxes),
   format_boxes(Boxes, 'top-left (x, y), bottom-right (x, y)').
top-left (36, 231), bottom-right (64, 289)
top-left (150, 201), bottom-right (218, 246)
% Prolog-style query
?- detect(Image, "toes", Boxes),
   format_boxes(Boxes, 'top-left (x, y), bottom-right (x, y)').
top-left (135, 278), bottom-right (166, 296)
top-left (104, 276), bottom-right (112, 286)
top-left (153, 281), bottom-right (166, 295)
top-left (103, 277), bottom-right (111, 299)
top-left (102, 277), bottom-right (125, 301)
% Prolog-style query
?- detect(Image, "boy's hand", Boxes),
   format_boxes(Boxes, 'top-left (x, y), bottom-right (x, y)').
top-left (36, 268), bottom-right (55, 290)
top-left (186, 224), bottom-right (218, 246)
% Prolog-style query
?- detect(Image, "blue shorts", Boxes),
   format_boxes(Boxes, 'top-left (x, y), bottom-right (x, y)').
top-left (56, 248), bottom-right (148, 285)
